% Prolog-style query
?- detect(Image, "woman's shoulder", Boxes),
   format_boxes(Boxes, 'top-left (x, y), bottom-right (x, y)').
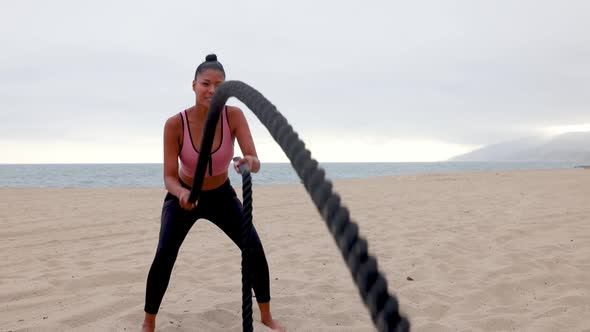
top-left (226, 105), bottom-right (243, 116)
top-left (164, 110), bottom-right (184, 132)
top-left (226, 105), bottom-right (246, 128)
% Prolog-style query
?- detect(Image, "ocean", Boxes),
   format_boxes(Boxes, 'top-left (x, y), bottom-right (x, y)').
top-left (0, 162), bottom-right (580, 188)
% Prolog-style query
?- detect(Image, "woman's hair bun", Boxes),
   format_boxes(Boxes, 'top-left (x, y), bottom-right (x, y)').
top-left (194, 53), bottom-right (225, 79)
top-left (205, 54), bottom-right (218, 62)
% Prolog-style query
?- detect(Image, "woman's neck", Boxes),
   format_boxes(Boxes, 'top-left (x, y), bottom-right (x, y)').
top-left (190, 104), bottom-right (209, 120)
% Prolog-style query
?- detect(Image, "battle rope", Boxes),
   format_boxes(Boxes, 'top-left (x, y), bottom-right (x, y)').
top-left (234, 156), bottom-right (254, 332)
top-left (188, 81), bottom-right (410, 332)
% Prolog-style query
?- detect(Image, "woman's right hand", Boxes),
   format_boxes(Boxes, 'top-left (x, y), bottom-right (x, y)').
top-left (178, 189), bottom-right (196, 210)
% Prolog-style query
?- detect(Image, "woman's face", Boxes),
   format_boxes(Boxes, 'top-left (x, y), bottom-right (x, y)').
top-left (193, 69), bottom-right (225, 109)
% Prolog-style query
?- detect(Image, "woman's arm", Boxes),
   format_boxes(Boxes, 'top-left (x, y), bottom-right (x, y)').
top-left (230, 107), bottom-right (261, 173)
top-left (162, 115), bottom-right (189, 197)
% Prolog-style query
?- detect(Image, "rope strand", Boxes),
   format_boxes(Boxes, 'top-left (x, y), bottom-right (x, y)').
top-left (236, 157), bottom-right (254, 332)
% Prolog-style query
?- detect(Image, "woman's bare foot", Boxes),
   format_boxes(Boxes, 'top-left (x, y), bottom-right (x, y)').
top-left (141, 313), bottom-right (156, 332)
top-left (259, 302), bottom-right (286, 331)
top-left (261, 317), bottom-right (286, 332)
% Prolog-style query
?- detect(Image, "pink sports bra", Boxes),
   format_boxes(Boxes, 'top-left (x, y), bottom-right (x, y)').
top-left (179, 106), bottom-right (234, 179)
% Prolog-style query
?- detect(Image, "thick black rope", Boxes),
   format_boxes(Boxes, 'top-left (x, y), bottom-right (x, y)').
top-left (189, 81), bottom-right (410, 332)
top-left (234, 157), bottom-right (254, 332)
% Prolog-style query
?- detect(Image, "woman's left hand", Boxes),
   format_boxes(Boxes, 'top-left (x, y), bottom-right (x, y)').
top-left (233, 155), bottom-right (260, 173)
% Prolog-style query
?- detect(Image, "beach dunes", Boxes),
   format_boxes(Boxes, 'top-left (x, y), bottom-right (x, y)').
top-left (1, 169), bottom-right (589, 331)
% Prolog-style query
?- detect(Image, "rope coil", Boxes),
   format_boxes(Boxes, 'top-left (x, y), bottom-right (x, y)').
top-left (189, 81), bottom-right (410, 332)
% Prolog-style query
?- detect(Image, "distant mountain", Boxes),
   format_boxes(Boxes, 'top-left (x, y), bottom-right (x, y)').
top-left (449, 131), bottom-right (590, 163)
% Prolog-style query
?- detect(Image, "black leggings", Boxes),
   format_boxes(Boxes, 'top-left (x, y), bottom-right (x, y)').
top-left (144, 180), bottom-right (271, 314)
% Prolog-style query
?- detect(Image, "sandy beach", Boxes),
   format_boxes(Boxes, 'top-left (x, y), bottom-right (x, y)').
top-left (1, 169), bottom-right (589, 331)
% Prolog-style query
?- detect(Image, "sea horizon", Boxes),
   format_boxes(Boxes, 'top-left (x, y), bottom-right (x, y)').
top-left (0, 161), bottom-right (581, 188)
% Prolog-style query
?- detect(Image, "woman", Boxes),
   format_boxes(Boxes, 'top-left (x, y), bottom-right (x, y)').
top-left (142, 54), bottom-right (285, 332)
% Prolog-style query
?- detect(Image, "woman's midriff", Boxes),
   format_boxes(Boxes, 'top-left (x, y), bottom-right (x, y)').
top-left (179, 171), bottom-right (229, 191)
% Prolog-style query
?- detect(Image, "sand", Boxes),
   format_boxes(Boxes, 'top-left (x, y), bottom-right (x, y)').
top-left (1, 169), bottom-right (589, 331)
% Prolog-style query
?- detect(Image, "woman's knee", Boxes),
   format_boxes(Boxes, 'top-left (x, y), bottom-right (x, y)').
top-left (153, 245), bottom-right (180, 268)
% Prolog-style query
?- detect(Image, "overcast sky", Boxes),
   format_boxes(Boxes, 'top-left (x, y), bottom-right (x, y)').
top-left (1, 0), bottom-right (589, 163)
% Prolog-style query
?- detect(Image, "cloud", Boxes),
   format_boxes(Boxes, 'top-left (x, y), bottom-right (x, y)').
top-left (1, 0), bottom-right (589, 162)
